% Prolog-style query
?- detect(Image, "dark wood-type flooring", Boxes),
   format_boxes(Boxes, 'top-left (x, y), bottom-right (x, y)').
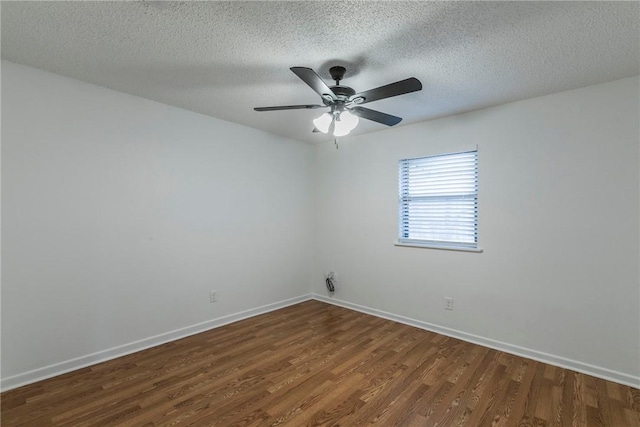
top-left (2, 300), bottom-right (639, 426)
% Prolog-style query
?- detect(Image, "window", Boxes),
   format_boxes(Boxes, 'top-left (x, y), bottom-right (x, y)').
top-left (397, 150), bottom-right (480, 252)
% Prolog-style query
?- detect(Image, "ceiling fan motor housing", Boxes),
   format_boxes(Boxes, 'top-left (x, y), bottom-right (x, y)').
top-left (327, 85), bottom-right (356, 103)
top-left (325, 66), bottom-right (355, 106)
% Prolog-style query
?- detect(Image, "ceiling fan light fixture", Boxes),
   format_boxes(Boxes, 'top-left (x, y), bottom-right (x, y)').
top-left (313, 112), bottom-right (332, 133)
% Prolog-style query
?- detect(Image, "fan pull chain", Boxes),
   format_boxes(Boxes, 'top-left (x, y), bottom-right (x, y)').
top-left (334, 138), bottom-right (339, 149)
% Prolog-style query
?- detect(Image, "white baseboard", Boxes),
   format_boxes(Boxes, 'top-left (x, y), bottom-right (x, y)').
top-left (312, 294), bottom-right (640, 389)
top-left (1, 294), bottom-right (313, 392)
top-left (4, 293), bottom-right (638, 392)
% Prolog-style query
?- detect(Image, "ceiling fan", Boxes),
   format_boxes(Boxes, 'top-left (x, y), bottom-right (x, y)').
top-left (254, 66), bottom-right (422, 137)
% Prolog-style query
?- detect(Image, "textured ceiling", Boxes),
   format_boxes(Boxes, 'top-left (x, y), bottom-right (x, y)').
top-left (2, 1), bottom-right (639, 143)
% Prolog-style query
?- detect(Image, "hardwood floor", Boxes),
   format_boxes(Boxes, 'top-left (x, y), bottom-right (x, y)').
top-left (2, 300), bottom-right (639, 426)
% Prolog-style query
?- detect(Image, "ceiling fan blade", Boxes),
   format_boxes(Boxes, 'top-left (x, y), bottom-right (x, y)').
top-left (254, 104), bottom-right (325, 111)
top-left (290, 67), bottom-right (337, 101)
top-left (350, 77), bottom-right (422, 105)
top-left (349, 106), bottom-right (402, 126)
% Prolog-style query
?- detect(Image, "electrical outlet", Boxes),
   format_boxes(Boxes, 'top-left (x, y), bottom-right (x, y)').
top-left (444, 297), bottom-right (453, 311)
top-left (210, 290), bottom-right (217, 303)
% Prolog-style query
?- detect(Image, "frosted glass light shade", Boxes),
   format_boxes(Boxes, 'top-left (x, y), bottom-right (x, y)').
top-left (313, 113), bottom-right (332, 133)
top-left (333, 111), bottom-right (359, 137)
top-left (333, 119), bottom-right (351, 137)
top-left (339, 111), bottom-right (359, 130)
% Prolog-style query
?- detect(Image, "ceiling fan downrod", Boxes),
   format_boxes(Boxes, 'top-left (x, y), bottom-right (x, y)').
top-left (329, 66), bottom-right (346, 85)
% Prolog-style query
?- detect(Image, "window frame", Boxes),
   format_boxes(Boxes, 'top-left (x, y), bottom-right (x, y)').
top-left (395, 149), bottom-right (482, 253)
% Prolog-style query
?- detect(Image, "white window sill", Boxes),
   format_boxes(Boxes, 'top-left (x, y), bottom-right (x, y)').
top-left (394, 240), bottom-right (484, 253)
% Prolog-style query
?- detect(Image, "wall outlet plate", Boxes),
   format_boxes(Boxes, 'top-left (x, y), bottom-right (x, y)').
top-left (444, 297), bottom-right (453, 310)
top-left (210, 290), bottom-right (217, 303)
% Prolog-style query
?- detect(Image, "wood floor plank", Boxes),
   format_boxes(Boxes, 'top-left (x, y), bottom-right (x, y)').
top-left (2, 300), bottom-right (638, 426)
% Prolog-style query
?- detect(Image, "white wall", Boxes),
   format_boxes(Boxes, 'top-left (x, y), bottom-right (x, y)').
top-left (313, 76), bottom-right (640, 384)
top-left (1, 61), bottom-right (314, 385)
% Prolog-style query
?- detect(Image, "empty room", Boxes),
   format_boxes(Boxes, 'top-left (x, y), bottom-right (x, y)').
top-left (1, 1), bottom-right (639, 426)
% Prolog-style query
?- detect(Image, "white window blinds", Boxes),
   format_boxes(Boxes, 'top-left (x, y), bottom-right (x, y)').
top-left (398, 150), bottom-right (478, 249)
